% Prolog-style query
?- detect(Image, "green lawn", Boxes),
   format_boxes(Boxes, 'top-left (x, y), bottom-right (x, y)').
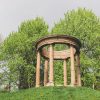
top-left (0, 87), bottom-right (100, 100)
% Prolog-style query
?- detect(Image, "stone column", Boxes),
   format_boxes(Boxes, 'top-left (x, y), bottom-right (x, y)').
top-left (36, 51), bottom-right (41, 87)
top-left (44, 59), bottom-right (48, 86)
top-left (76, 54), bottom-right (81, 86)
top-left (63, 59), bottom-right (67, 86)
top-left (49, 44), bottom-right (54, 86)
top-left (70, 45), bottom-right (75, 86)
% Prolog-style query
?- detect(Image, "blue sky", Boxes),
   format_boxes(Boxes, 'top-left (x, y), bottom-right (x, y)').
top-left (0, 0), bottom-right (100, 39)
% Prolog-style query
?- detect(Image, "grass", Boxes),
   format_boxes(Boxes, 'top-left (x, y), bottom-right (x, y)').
top-left (0, 87), bottom-right (100, 100)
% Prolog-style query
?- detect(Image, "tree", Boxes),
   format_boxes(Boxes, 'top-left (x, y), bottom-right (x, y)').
top-left (0, 8), bottom-right (100, 90)
top-left (52, 8), bottom-right (100, 89)
top-left (0, 17), bottom-right (48, 89)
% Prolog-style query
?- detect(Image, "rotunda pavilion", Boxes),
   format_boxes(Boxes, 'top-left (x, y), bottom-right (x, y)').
top-left (35, 35), bottom-right (81, 87)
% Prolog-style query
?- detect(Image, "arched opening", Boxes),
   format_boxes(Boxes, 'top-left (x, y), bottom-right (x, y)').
top-left (35, 35), bottom-right (81, 87)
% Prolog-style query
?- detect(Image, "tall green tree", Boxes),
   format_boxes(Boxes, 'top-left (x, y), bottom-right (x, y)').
top-left (0, 17), bottom-right (48, 89)
top-left (52, 8), bottom-right (100, 89)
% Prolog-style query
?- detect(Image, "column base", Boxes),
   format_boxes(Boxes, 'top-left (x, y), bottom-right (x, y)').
top-left (64, 84), bottom-right (67, 87)
top-left (77, 84), bottom-right (81, 87)
top-left (69, 84), bottom-right (75, 87)
top-left (70, 85), bottom-right (75, 87)
top-left (36, 85), bottom-right (40, 88)
top-left (64, 84), bottom-right (74, 87)
top-left (45, 82), bottom-right (54, 86)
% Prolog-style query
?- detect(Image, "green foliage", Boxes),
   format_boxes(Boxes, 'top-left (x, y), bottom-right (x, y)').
top-left (18, 17), bottom-right (48, 38)
top-left (52, 8), bottom-right (100, 88)
top-left (0, 17), bottom-right (48, 89)
top-left (0, 8), bottom-right (100, 90)
top-left (0, 87), bottom-right (100, 100)
top-left (54, 61), bottom-right (63, 85)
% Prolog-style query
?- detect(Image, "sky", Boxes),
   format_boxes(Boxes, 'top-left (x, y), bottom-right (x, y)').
top-left (0, 0), bottom-right (100, 39)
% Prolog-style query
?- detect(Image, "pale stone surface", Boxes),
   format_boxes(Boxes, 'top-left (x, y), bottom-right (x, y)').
top-left (63, 59), bottom-right (67, 86)
top-left (36, 51), bottom-right (41, 87)
top-left (70, 45), bottom-right (75, 86)
top-left (49, 44), bottom-right (54, 85)
top-left (45, 82), bottom-right (54, 86)
top-left (44, 60), bottom-right (48, 86)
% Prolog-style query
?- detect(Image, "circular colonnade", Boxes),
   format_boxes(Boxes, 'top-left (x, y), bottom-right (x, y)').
top-left (35, 35), bottom-right (81, 87)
